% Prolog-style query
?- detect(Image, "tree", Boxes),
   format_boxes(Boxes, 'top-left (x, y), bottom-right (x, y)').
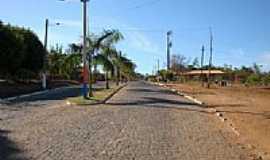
top-left (0, 21), bottom-right (46, 80)
top-left (48, 44), bottom-right (81, 80)
top-left (90, 30), bottom-right (124, 90)
top-left (171, 54), bottom-right (188, 74)
top-left (192, 57), bottom-right (200, 69)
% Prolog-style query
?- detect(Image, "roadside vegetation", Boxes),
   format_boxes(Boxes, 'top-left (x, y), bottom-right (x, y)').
top-left (148, 53), bottom-right (270, 87)
top-left (0, 20), bottom-right (46, 82)
top-left (0, 20), bottom-right (137, 98)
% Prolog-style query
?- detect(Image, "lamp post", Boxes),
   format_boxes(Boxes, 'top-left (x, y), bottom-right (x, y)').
top-left (43, 19), bottom-right (61, 90)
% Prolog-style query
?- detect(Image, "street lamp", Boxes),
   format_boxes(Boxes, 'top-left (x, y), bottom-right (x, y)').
top-left (42, 19), bottom-right (61, 90)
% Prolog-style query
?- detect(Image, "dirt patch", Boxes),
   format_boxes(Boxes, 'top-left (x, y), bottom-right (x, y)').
top-left (164, 82), bottom-right (270, 157)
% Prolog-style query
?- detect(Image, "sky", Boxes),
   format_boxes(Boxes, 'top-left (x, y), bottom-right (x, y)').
top-left (1, 0), bottom-right (270, 74)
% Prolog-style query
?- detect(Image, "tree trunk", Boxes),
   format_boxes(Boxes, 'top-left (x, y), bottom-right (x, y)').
top-left (105, 71), bottom-right (109, 89)
top-left (93, 64), bottom-right (97, 83)
top-left (116, 66), bottom-right (120, 86)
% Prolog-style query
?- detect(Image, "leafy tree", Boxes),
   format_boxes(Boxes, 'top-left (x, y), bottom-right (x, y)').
top-left (48, 44), bottom-right (81, 80)
top-left (90, 30), bottom-right (124, 90)
top-left (261, 73), bottom-right (270, 86)
top-left (246, 74), bottom-right (261, 85)
top-left (191, 57), bottom-right (200, 69)
top-left (0, 21), bottom-right (46, 80)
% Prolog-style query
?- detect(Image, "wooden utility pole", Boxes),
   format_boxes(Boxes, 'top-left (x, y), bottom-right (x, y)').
top-left (207, 27), bottom-right (213, 88)
top-left (201, 45), bottom-right (205, 87)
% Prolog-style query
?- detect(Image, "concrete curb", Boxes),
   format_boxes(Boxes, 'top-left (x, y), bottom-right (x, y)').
top-left (0, 85), bottom-right (79, 102)
top-left (152, 82), bottom-right (243, 137)
top-left (103, 83), bottom-right (128, 103)
top-left (66, 83), bottom-right (128, 106)
top-left (152, 82), bottom-right (205, 106)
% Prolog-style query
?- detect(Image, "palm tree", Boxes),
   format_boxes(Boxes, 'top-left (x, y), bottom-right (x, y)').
top-left (85, 29), bottom-right (123, 96)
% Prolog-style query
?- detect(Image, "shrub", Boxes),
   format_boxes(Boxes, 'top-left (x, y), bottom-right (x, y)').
top-left (246, 74), bottom-right (261, 85)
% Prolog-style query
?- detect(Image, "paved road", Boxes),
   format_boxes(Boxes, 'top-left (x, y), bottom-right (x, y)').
top-left (0, 81), bottom-right (251, 160)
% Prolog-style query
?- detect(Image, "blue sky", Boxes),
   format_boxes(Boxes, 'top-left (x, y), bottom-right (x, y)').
top-left (1, 0), bottom-right (270, 74)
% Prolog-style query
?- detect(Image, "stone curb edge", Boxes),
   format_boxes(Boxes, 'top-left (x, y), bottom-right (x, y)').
top-left (103, 83), bottom-right (128, 103)
top-left (150, 82), bottom-right (244, 137)
top-left (66, 83), bottom-right (128, 106)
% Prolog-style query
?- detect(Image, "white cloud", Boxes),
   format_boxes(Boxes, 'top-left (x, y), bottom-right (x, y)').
top-left (125, 30), bottom-right (161, 55)
top-left (257, 51), bottom-right (270, 71)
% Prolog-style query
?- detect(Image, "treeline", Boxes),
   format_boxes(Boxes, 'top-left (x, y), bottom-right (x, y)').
top-left (0, 20), bottom-right (46, 81)
top-left (0, 21), bottom-right (137, 85)
top-left (153, 53), bottom-right (270, 86)
top-left (47, 29), bottom-right (137, 89)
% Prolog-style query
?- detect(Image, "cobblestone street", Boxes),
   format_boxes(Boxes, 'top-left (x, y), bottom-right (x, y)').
top-left (0, 81), bottom-right (251, 160)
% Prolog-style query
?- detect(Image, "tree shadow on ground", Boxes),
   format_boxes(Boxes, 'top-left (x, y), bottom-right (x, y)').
top-left (217, 110), bottom-right (270, 119)
top-left (127, 88), bottom-right (178, 96)
top-left (0, 129), bottom-right (27, 160)
top-left (207, 104), bottom-right (247, 108)
top-left (106, 96), bottom-right (198, 106)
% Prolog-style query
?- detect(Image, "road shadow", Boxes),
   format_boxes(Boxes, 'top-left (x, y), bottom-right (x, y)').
top-left (217, 110), bottom-right (270, 119)
top-left (0, 130), bottom-right (27, 160)
top-left (4, 87), bottom-right (107, 105)
top-left (207, 104), bottom-right (247, 108)
top-left (106, 96), bottom-right (197, 106)
top-left (127, 88), bottom-right (178, 96)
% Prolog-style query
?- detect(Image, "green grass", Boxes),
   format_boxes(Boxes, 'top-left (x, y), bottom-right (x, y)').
top-left (67, 86), bottom-right (120, 105)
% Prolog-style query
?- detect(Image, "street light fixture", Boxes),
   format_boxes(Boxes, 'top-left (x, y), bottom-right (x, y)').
top-left (42, 19), bottom-right (61, 90)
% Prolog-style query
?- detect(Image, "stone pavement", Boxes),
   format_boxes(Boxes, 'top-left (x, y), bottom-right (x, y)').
top-left (0, 81), bottom-right (252, 160)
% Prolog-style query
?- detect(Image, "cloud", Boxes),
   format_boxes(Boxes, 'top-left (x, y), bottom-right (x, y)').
top-left (124, 30), bottom-right (161, 55)
top-left (91, 16), bottom-right (163, 57)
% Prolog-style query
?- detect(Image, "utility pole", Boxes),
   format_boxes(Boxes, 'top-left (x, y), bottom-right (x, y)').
top-left (207, 27), bottom-right (213, 88)
top-left (201, 45), bottom-right (205, 87)
top-left (166, 31), bottom-right (172, 70)
top-left (42, 19), bottom-right (49, 90)
top-left (157, 59), bottom-right (160, 72)
top-left (156, 59), bottom-right (160, 81)
top-left (81, 0), bottom-right (90, 98)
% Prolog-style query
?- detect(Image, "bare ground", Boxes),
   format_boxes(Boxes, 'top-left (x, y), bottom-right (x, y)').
top-left (163, 82), bottom-right (270, 159)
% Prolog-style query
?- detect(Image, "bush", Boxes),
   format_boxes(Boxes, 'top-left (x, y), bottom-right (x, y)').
top-left (246, 74), bottom-right (261, 85)
top-left (158, 69), bottom-right (174, 81)
top-left (261, 74), bottom-right (270, 86)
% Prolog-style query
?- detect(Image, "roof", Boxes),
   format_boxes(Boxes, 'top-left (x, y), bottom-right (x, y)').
top-left (183, 70), bottom-right (225, 75)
